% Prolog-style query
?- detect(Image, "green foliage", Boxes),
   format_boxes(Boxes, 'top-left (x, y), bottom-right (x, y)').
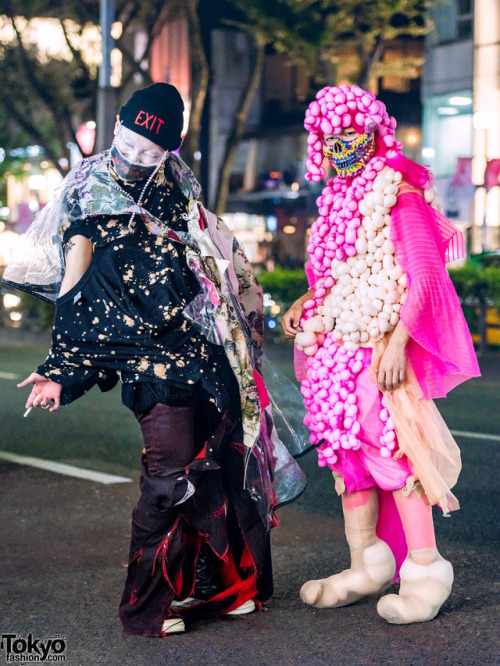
top-left (258, 262), bottom-right (500, 302)
top-left (0, 12), bottom-right (91, 170)
top-left (0, 1), bottom-right (174, 172)
top-left (227, 0), bottom-right (428, 86)
top-left (18, 292), bottom-right (55, 330)
top-left (258, 267), bottom-right (308, 305)
top-left (257, 262), bottom-right (500, 314)
top-left (257, 263), bottom-right (500, 342)
top-left (258, 267), bottom-right (308, 339)
top-left (0, 289), bottom-right (55, 330)
top-left (448, 262), bottom-right (500, 350)
top-left (448, 263), bottom-right (500, 309)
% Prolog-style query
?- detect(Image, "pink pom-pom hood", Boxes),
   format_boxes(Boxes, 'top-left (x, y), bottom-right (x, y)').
top-left (304, 84), bottom-right (400, 183)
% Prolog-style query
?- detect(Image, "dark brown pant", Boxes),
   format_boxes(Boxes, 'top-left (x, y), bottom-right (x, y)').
top-left (119, 402), bottom-right (272, 637)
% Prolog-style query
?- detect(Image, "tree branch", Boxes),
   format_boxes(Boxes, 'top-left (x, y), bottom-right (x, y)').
top-left (180, 0), bottom-right (210, 182)
top-left (357, 33), bottom-right (385, 89)
top-left (213, 38), bottom-right (265, 216)
top-left (59, 18), bottom-right (90, 79)
top-left (0, 95), bottom-right (66, 175)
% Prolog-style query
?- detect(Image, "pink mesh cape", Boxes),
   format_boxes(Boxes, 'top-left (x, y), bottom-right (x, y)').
top-left (391, 193), bottom-right (480, 399)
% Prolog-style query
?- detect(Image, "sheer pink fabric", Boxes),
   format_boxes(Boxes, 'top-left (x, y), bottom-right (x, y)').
top-left (331, 359), bottom-right (412, 493)
top-left (371, 340), bottom-right (462, 514)
top-left (385, 153), bottom-right (433, 190)
top-left (391, 193), bottom-right (480, 399)
top-left (305, 258), bottom-right (318, 290)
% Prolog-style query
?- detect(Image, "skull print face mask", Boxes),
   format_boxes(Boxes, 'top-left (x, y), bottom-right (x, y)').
top-left (322, 132), bottom-right (376, 179)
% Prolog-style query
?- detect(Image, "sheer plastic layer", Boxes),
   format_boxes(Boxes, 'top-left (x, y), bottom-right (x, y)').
top-left (3, 152), bottom-right (201, 303)
top-left (244, 403), bottom-right (307, 529)
top-left (2, 163), bottom-right (77, 301)
top-left (261, 354), bottom-right (313, 458)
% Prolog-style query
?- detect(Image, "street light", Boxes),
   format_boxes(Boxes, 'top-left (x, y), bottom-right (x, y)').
top-left (28, 174), bottom-right (46, 213)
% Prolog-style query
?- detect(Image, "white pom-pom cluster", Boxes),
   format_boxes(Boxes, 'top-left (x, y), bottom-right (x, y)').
top-left (296, 167), bottom-right (407, 353)
top-left (424, 185), bottom-right (440, 210)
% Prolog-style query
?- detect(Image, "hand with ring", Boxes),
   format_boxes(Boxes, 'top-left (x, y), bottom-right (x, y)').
top-left (18, 373), bottom-right (63, 413)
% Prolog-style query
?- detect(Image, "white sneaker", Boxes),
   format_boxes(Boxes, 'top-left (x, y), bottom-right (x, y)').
top-left (226, 599), bottom-right (256, 615)
top-left (161, 617), bottom-right (186, 635)
top-left (171, 597), bottom-right (200, 609)
top-left (170, 597), bottom-right (256, 616)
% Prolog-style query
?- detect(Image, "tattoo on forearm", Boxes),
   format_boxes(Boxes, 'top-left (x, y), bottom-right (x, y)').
top-left (64, 239), bottom-right (76, 256)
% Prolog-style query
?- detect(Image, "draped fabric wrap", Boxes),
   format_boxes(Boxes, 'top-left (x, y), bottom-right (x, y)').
top-left (370, 339), bottom-right (462, 514)
top-left (3, 150), bottom-right (308, 521)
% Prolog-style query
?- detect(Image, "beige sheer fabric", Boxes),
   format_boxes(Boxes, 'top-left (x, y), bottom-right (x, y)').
top-left (370, 338), bottom-right (461, 514)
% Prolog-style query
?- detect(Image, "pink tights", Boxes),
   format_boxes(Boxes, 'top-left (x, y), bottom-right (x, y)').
top-left (343, 486), bottom-right (437, 564)
top-left (393, 487), bottom-right (436, 563)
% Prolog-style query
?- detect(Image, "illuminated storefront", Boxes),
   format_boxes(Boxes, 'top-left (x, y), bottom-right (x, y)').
top-left (422, 0), bottom-right (500, 253)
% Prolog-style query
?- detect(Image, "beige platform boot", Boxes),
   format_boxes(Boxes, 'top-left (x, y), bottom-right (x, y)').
top-left (377, 552), bottom-right (453, 624)
top-left (377, 486), bottom-right (454, 624)
top-left (300, 487), bottom-right (396, 608)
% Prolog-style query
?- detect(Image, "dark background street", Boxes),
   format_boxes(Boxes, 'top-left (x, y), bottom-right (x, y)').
top-left (1, 335), bottom-right (499, 665)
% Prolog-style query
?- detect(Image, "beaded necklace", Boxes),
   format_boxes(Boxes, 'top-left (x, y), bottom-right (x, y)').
top-left (107, 142), bottom-right (168, 229)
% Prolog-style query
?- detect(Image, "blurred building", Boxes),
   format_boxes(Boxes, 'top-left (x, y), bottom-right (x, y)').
top-left (0, 8), bottom-right (427, 269)
top-left (148, 15), bottom-right (425, 268)
top-left (422, 0), bottom-right (500, 253)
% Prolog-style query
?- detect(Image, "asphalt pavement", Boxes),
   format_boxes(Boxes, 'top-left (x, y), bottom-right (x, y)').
top-left (0, 341), bottom-right (499, 666)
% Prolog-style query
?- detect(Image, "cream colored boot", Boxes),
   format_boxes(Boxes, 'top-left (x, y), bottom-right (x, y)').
top-left (300, 488), bottom-right (396, 609)
top-left (377, 552), bottom-right (453, 624)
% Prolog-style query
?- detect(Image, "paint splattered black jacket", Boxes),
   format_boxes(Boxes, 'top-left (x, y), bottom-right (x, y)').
top-left (37, 170), bottom-right (235, 412)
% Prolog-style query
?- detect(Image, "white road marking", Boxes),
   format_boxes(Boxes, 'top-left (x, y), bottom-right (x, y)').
top-left (451, 430), bottom-right (500, 442)
top-left (0, 450), bottom-right (132, 484)
top-left (0, 371), bottom-right (18, 380)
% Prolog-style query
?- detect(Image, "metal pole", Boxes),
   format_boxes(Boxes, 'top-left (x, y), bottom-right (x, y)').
top-left (96, 0), bottom-right (116, 153)
top-left (482, 128), bottom-right (488, 252)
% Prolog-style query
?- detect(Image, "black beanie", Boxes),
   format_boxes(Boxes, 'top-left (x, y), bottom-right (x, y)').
top-left (118, 83), bottom-right (184, 151)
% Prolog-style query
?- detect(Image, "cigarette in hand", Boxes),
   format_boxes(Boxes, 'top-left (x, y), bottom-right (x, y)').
top-left (24, 395), bottom-right (41, 417)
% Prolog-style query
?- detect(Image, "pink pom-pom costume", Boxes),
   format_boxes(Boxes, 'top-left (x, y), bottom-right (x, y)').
top-left (290, 85), bottom-right (480, 624)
